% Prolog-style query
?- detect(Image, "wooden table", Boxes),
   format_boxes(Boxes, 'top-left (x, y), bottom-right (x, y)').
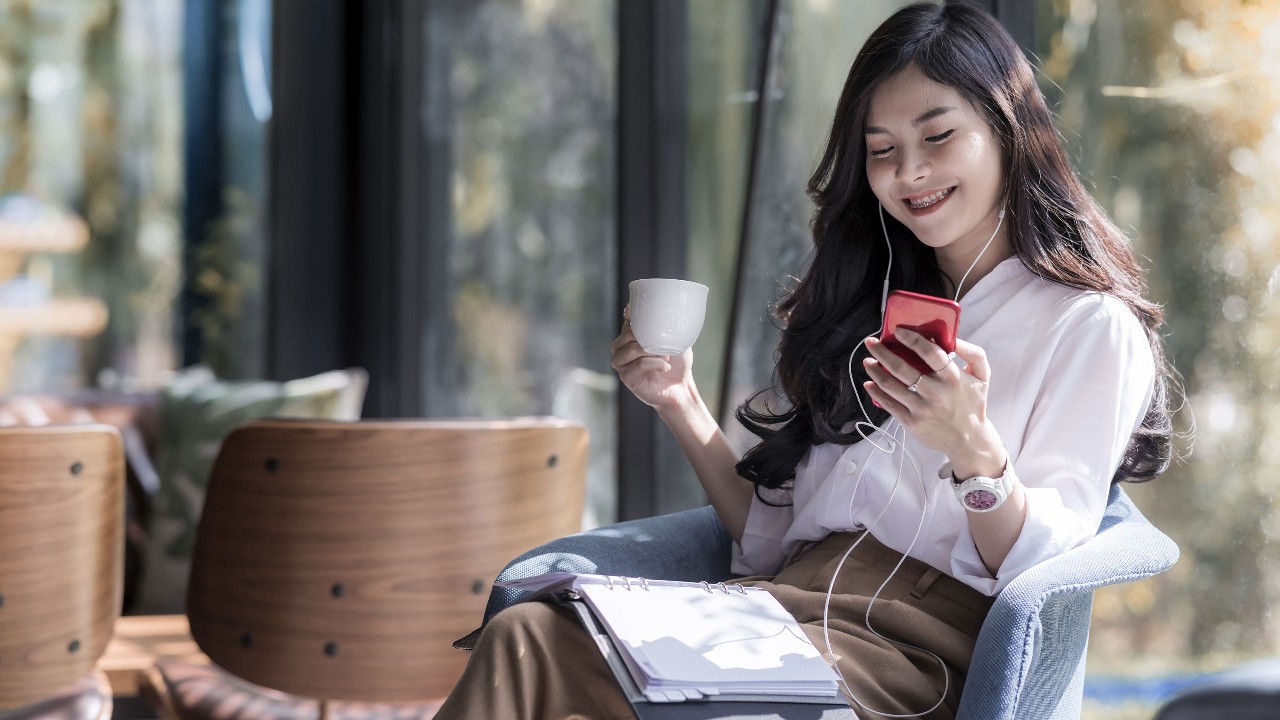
top-left (99, 615), bottom-right (206, 697)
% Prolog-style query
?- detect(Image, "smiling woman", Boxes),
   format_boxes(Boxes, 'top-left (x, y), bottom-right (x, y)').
top-left (438, 2), bottom-right (1179, 718)
top-left (863, 65), bottom-right (1008, 290)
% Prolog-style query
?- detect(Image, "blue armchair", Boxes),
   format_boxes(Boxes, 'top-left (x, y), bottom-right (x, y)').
top-left (472, 484), bottom-right (1179, 720)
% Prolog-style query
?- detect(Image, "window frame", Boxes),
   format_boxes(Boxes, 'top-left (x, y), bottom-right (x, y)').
top-left (264, 0), bottom-right (1034, 519)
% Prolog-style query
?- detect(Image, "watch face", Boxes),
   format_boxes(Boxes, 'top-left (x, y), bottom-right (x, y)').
top-left (963, 488), bottom-right (1000, 511)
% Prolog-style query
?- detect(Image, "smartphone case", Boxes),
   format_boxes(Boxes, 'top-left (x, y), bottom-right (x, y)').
top-left (879, 290), bottom-right (961, 374)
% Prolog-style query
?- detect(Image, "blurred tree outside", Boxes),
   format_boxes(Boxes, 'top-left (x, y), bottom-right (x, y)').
top-left (722, 0), bottom-right (910, 454)
top-left (429, 0), bottom-right (618, 523)
top-left (1039, 0), bottom-right (1280, 677)
top-left (0, 0), bottom-right (182, 392)
top-left (186, 0), bottom-right (270, 381)
top-left (440, 0), bottom-right (615, 418)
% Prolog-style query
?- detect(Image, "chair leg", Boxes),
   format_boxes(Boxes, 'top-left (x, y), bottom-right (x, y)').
top-left (93, 669), bottom-right (115, 720)
top-left (135, 666), bottom-right (183, 720)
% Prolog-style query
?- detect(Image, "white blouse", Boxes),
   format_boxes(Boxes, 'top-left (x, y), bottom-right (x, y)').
top-left (733, 257), bottom-right (1156, 596)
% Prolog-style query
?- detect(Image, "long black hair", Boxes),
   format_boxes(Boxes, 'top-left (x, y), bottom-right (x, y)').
top-left (735, 0), bottom-right (1176, 490)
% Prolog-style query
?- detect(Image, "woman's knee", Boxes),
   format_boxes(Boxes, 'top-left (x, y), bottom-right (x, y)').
top-left (486, 600), bottom-right (561, 629)
top-left (477, 600), bottom-right (569, 649)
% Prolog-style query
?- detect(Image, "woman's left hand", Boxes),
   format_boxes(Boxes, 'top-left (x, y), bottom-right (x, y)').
top-left (863, 328), bottom-right (1005, 479)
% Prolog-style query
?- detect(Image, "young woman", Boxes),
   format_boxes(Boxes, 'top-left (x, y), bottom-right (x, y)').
top-left (436, 1), bottom-right (1174, 718)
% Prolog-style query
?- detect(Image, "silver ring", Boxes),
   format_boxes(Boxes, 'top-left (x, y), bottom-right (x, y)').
top-left (907, 378), bottom-right (921, 393)
top-left (930, 353), bottom-right (956, 375)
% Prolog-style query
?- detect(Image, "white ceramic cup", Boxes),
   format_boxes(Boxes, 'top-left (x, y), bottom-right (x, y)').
top-left (627, 278), bottom-right (709, 355)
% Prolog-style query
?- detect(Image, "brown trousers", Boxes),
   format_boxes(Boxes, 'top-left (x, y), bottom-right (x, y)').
top-left (434, 531), bottom-right (995, 720)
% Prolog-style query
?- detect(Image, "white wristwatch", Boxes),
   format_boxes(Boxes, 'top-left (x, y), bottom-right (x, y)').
top-left (950, 464), bottom-right (1014, 513)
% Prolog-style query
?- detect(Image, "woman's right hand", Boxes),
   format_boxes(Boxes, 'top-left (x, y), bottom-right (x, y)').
top-left (610, 306), bottom-right (696, 412)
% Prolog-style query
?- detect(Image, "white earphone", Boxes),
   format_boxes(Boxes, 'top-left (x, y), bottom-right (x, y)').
top-left (876, 201), bottom-right (1007, 312)
top-left (825, 201), bottom-right (1008, 718)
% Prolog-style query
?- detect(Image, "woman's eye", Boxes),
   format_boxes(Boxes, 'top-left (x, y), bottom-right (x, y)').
top-left (868, 146), bottom-right (894, 158)
top-left (925, 129), bottom-right (956, 144)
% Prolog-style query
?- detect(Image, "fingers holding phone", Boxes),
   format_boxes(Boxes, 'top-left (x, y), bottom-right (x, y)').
top-left (863, 329), bottom-right (953, 414)
top-left (863, 290), bottom-right (961, 399)
top-left (864, 331), bottom-right (993, 458)
top-left (861, 290), bottom-right (997, 458)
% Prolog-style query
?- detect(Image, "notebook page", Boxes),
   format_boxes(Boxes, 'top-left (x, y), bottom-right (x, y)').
top-left (578, 583), bottom-right (839, 697)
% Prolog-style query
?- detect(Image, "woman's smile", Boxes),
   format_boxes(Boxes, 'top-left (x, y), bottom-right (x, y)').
top-left (903, 186), bottom-right (957, 215)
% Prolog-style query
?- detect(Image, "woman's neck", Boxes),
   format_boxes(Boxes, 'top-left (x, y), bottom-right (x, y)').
top-left (936, 217), bottom-right (1012, 300)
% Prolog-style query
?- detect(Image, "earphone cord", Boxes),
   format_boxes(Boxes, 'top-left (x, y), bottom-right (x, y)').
top-left (877, 202), bottom-right (1006, 311)
top-left (820, 428), bottom-right (949, 718)
top-left (820, 204), bottom-right (1007, 716)
top-left (825, 375), bottom-right (948, 718)
top-left (952, 208), bottom-right (1005, 302)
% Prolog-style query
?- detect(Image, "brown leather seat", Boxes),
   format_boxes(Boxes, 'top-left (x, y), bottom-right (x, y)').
top-left (139, 660), bottom-right (441, 720)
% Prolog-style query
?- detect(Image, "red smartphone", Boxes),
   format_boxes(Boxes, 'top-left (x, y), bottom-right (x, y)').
top-left (879, 290), bottom-right (961, 375)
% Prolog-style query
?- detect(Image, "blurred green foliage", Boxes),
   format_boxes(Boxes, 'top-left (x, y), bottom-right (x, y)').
top-left (0, 0), bottom-right (182, 390)
top-left (1039, 0), bottom-right (1280, 673)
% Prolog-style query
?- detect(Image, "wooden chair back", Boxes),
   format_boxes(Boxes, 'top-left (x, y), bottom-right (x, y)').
top-left (186, 417), bottom-right (588, 702)
top-left (0, 425), bottom-right (125, 711)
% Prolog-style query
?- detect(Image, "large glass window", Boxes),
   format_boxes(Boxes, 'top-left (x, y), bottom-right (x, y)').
top-left (0, 0), bottom-right (269, 393)
top-left (686, 0), bottom-right (768, 426)
top-left (0, 1), bottom-right (184, 393)
top-left (185, 0), bottom-right (271, 380)
top-left (420, 0), bottom-right (618, 525)
top-left (721, 0), bottom-right (914, 450)
top-left (1036, 1), bottom-right (1279, 715)
top-left (620, 0), bottom-right (772, 516)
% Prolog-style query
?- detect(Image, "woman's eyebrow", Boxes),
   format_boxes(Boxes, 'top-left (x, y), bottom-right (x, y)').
top-left (865, 105), bottom-right (958, 135)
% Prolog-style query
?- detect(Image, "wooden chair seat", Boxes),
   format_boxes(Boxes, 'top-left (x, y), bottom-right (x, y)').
top-left (138, 660), bottom-right (442, 720)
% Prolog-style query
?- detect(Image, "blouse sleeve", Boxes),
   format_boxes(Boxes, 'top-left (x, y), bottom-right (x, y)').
top-left (731, 489), bottom-right (795, 576)
top-left (949, 298), bottom-right (1156, 594)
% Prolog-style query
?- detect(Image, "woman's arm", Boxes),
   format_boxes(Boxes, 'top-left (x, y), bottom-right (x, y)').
top-left (945, 432), bottom-right (1028, 575)
top-left (655, 382), bottom-right (754, 542)
top-left (864, 300), bottom-right (1155, 585)
top-left (862, 331), bottom-right (1027, 572)
top-left (610, 313), bottom-right (754, 542)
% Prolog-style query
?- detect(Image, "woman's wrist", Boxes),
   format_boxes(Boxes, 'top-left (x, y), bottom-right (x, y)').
top-left (655, 378), bottom-right (709, 425)
top-left (946, 423), bottom-right (1008, 480)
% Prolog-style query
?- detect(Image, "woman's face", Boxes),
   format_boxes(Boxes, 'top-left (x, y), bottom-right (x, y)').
top-left (864, 63), bottom-right (1006, 259)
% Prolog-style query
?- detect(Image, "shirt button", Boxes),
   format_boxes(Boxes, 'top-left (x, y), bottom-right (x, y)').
top-left (845, 461), bottom-right (858, 474)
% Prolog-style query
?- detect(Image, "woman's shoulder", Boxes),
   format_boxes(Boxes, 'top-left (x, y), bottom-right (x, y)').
top-left (1004, 264), bottom-right (1146, 339)
top-left (1056, 287), bottom-right (1145, 342)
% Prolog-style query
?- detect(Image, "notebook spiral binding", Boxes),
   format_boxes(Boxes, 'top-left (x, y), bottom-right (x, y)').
top-left (600, 575), bottom-right (748, 594)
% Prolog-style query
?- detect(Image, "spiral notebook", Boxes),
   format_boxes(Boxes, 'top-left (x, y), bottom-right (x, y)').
top-left (498, 572), bottom-right (845, 707)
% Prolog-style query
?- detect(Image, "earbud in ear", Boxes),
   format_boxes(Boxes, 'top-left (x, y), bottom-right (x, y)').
top-left (998, 209), bottom-right (1006, 219)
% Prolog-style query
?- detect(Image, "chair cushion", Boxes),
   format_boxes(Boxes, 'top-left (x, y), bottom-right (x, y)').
top-left (0, 669), bottom-right (111, 720)
top-left (134, 365), bottom-right (368, 614)
top-left (139, 659), bottom-right (443, 720)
